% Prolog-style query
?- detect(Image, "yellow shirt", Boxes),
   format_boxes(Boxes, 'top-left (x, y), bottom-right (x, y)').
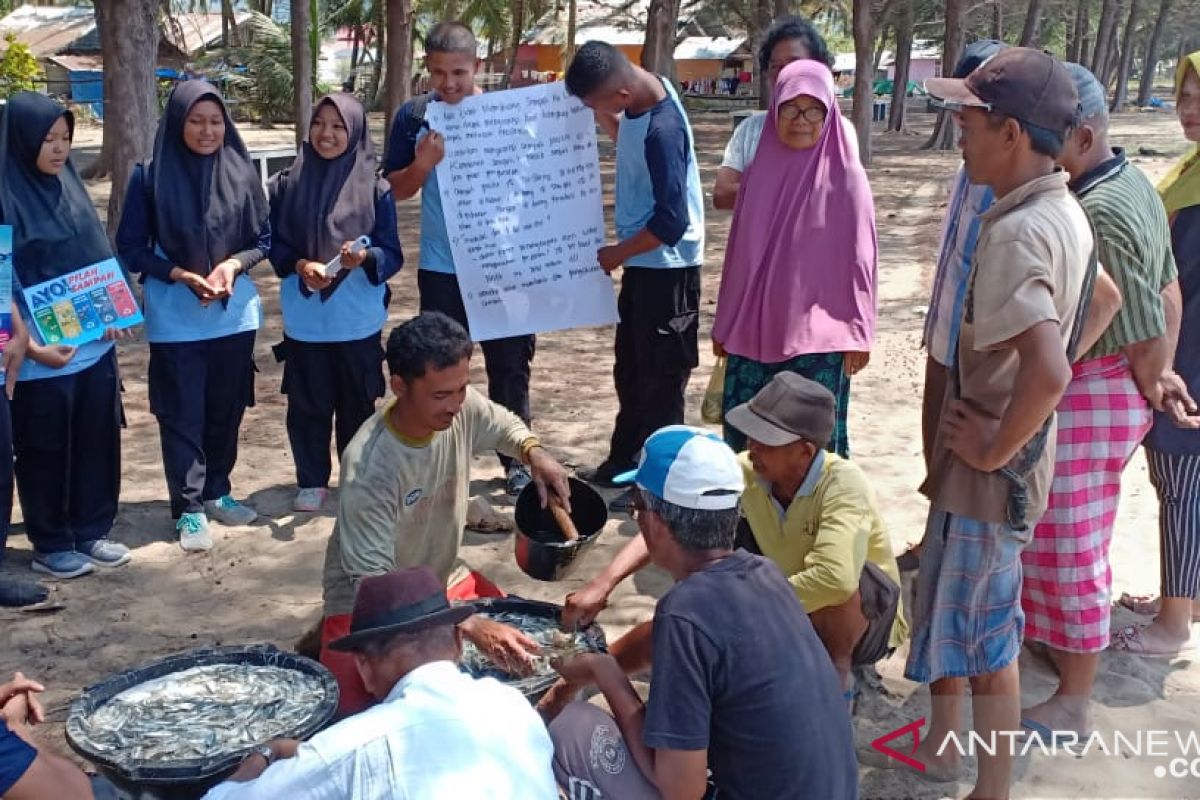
top-left (740, 451), bottom-right (908, 649)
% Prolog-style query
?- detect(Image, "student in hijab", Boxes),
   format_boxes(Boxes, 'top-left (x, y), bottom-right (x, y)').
top-left (268, 93), bottom-right (402, 513)
top-left (116, 81), bottom-right (270, 553)
top-left (711, 60), bottom-right (877, 457)
top-left (0, 92), bottom-right (131, 579)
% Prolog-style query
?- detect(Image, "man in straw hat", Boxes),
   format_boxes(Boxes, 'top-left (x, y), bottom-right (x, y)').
top-left (204, 567), bottom-right (559, 800)
top-left (546, 426), bottom-right (856, 800)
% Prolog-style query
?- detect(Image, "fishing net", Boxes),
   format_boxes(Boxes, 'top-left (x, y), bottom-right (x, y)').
top-left (67, 644), bottom-right (337, 787)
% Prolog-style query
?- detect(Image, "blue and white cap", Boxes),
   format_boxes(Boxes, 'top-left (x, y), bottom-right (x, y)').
top-left (614, 425), bottom-right (744, 510)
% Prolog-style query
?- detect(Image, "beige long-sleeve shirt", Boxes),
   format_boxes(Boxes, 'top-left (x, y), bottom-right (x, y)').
top-left (322, 388), bottom-right (532, 617)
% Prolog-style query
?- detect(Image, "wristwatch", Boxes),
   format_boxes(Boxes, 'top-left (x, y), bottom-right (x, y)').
top-left (251, 744), bottom-right (275, 767)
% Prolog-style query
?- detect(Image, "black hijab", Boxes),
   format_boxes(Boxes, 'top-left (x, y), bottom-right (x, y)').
top-left (0, 92), bottom-right (114, 285)
top-left (150, 81), bottom-right (268, 276)
top-left (273, 93), bottom-right (380, 266)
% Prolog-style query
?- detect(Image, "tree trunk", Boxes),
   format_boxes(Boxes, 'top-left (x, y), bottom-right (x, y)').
top-left (562, 0), bottom-right (577, 69)
top-left (505, 0), bottom-right (525, 88)
top-left (222, 0), bottom-right (235, 46)
top-left (1080, 1), bottom-right (1093, 65)
top-left (1099, 14), bottom-right (1121, 86)
top-left (371, 1), bottom-right (386, 108)
top-left (992, 0), bottom-right (1003, 40)
top-left (351, 25), bottom-right (362, 72)
top-left (888, 0), bottom-right (913, 132)
top-left (1019, 0), bottom-right (1045, 46)
top-left (773, 0), bottom-right (790, 13)
top-left (1137, 0), bottom-right (1173, 106)
top-left (292, 0), bottom-right (313, 149)
top-left (1091, 0), bottom-right (1119, 75)
top-left (851, 0), bottom-right (874, 164)
top-left (386, 0), bottom-right (414, 139)
top-left (87, 0), bottom-right (160, 234)
top-left (752, 0), bottom-right (773, 109)
top-left (923, 0), bottom-right (964, 150)
top-left (642, 0), bottom-right (681, 82)
top-left (1111, 0), bottom-right (1141, 109)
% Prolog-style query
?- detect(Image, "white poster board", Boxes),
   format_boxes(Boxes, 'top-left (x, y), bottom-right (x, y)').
top-left (427, 82), bottom-right (618, 341)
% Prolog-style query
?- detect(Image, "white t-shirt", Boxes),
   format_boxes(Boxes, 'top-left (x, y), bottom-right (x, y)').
top-left (720, 111), bottom-right (860, 172)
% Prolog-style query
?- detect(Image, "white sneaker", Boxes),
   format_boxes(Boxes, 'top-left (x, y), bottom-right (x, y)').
top-left (204, 495), bottom-right (258, 526)
top-left (177, 513), bottom-right (213, 553)
top-left (294, 487), bottom-right (329, 512)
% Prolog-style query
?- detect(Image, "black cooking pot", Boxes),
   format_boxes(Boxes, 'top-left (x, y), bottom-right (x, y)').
top-left (514, 477), bottom-right (607, 581)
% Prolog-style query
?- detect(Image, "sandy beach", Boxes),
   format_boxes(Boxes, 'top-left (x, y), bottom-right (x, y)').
top-left (2, 105), bottom-right (1197, 800)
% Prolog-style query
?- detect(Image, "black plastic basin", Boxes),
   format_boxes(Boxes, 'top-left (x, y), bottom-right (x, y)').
top-left (513, 477), bottom-right (607, 581)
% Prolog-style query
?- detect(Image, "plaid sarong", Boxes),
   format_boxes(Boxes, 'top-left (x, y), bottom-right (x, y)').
top-left (905, 509), bottom-right (1029, 683)
top-left (1020, 355), bottom-right (1152, 653)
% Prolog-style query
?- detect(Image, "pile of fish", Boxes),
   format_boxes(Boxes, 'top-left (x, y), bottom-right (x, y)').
top-left (71, 663), bottom-right (329, 765)
top-left (460, 609), bottom-right (598, 696)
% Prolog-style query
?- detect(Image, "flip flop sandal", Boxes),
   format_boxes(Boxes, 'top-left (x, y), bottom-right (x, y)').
top-left (1110, 624), bottom-right (1200, 659)
top-left (1116, 593), bottom-right (1200, 621)
top-left (1020, 717), bottom-right (1093, 745)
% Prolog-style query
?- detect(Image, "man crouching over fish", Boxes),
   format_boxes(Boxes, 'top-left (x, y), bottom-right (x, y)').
top-left (318, 312), bottom-right (572, 717)
top-left (204, 567), bottom-right (560, 799)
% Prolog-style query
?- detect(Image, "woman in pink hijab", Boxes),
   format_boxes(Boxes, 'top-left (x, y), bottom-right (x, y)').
top-left (712, 60), bottom-right (877, 455)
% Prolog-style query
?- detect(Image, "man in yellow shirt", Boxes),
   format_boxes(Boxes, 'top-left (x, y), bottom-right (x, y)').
top-left (727, 372), bottom-right (907, 694)
top-left (551, 373), bottom-right (905, 710)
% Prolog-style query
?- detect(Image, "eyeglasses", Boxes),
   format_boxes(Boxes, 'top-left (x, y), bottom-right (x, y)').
top-left (779, 104), bottom-right (827, 123)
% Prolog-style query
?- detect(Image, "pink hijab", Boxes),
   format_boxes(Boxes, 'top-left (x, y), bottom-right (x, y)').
top-left (713, 60), bottom-right (877, 363)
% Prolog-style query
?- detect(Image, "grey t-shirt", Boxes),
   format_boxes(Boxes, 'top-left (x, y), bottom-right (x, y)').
top-left (644, 550), bottom-right (858, 800)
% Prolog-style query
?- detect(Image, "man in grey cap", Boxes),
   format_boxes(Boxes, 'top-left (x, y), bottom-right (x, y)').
top-left (1018, 63), bottom-right (1186, 737)
top-left (725, 372), bottom-right (907, 699)
top-left (900, 47), bottom-right (1092, 798)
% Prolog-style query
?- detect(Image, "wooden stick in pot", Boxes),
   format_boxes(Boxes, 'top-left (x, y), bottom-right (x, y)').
top-left (549, 497), bottom-right (580, 541)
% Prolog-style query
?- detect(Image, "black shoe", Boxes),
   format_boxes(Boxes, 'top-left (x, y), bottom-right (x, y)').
top-left (0, 575), bottom-right (49, 608)
top-left (607, 488), bottom-right (635, 514)
top-left (577, 462), bottom-right (632, 489)
top-left (506, 464), bottom-right (533, 496)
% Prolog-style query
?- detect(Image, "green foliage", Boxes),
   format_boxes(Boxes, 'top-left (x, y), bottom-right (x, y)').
top-left (199, 12), bottom-right (295, 123)
top-left (0, 34), bottom-right (42, 98)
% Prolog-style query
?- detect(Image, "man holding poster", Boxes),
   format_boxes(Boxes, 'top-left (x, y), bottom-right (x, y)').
top-left (384, 21), bottom-right (538, 498)
top-left (565, 42), bottom-right (706, 512)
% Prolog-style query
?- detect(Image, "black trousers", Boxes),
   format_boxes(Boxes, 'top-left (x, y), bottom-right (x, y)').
top-left (0, 392), bottom-right (11, 562)
top-left (11, 349), bottom-right (122, 554)
top-left (606, 266), bottom-right (700, 470)
top-left (149, 331), bottom-right (256, 518)
top-left (418, 270), bottom-right (535, 469)
top-left (281, 334), bottom-right (386, 489)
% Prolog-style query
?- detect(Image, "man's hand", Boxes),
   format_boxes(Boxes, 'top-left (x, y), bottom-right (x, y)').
top-left (101, 326), bottom-right (130, 342)
top-left (171, 267), bottom-right (223, 305)
top-left (298, 260), bottom-right (333, 292)
top-left (562, 583), bottom-right (610, 629)
top-left (414, 131), bottom-right (445, 170)
top-left (0, 673), bottom-right (45, 729)
top-left (527, 446), bottom-right (572, 513)
top-left (208, 259), bottom-right (241, 297)
top-left (339, 240), bottom-right (368, 269)
top-left (843, 351), bottom-right (870, 376)
top-left (712, 339), bottom-right (727, 358)
top-left (269, 738), bottom-right (301, 760)
top-left (460, 615), bottom-right (541, 676)
top-left (1160, 371), bottom-right (1200, 429)
top-left (597, 245), bottom-right (624, 274)
top-left (551, 652), bottom-right (609, 687)
top-left (535, 677), bottom-right (580, 722)
top-left (941, 398), bottom-right (1005, 472)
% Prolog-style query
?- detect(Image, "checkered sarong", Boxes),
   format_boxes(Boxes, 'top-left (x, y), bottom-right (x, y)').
top-left (1020, 355), bottom-right (1152, 653)
top-left (905, 509), bottom-right (1029, 683)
